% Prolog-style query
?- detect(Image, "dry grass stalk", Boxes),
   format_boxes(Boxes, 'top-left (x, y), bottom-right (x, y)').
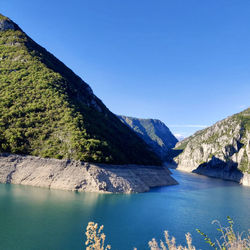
top-left (85, 222), bottom-right (111, 250)
top-left (148, 231), bottom-right (196, 250)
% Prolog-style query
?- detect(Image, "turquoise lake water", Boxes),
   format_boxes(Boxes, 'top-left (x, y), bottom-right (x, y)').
top-left (0, 170), bottom-right (249, 250)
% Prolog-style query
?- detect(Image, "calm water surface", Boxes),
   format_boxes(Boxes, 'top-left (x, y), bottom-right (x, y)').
top-left (0, 170), bottom-right (249, 250)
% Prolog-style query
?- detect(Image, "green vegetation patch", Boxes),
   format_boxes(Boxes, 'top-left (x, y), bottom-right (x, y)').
top-left (239, 150), bottom-right (250, 173)
top-left (175, 140), bottom-right (189, 150)
top-left (0, 14), bottom-right (8, 21)
top-left (234, 108), bottom-right (250, 134)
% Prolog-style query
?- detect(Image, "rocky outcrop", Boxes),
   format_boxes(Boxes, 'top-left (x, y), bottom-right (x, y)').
top-left (174, 108), bottom-right (250, 186)
top-left (118, 116), bottom-right (178, 160)
top-left (0, 154), bottom-right (178, 193)
top-left (241, 173), bottom-right (250, 186)
top-left (0, 19), bottom-right (15, 31)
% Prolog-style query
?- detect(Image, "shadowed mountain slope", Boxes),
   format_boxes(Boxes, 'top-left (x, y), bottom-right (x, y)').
top-left (118, 116), bottom-right (178, 161)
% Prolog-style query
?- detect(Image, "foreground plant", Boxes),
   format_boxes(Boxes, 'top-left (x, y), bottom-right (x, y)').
top-left (197, 216), bottom-right (250, 250)
top-left (85, 218), bottom-right (250, 250)
top-left (85, 222), bottom-right (111, 250)
top-left (148, 231), bottom-right (196, 250)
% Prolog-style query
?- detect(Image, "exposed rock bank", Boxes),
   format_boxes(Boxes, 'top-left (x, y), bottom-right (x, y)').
top-left (192, 166), bottom-right (250, 185)
top-left (0, 154), bottom-right (178, 193)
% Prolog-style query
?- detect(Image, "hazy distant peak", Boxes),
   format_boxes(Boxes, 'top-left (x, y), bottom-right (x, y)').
top-left (174, 134), bottom-right (185, 141)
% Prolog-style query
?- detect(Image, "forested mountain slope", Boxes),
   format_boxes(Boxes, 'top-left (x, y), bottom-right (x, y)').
top-left (0, 14), bottom-right (160, 165)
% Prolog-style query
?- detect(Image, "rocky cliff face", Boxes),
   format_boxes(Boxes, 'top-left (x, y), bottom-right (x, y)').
top-left (174, 108), bottom-right (250, 186)
top-left (118, 116), bottom-right (178, 160)
top-left (0, 154), bottom-right (178, 193)
top-left (0, 19), bottom-right (15, 31)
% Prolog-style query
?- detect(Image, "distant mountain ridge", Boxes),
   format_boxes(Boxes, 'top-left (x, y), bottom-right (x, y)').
top-left (174, 108), bottom-right (250, 186)
top-left (118, 116), bottom-right (178, 160)
top-left (0, 14), bottom-right (160, 165)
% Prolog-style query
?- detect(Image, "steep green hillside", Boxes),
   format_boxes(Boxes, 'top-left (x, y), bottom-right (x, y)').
top-left (118, 116), bottom-right (178, 160)
top-left (0, 14), bottom-right (160, 165)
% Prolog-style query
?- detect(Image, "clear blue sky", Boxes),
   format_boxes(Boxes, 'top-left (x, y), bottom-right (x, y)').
top-left (2, 0), bottom-right (250, 137)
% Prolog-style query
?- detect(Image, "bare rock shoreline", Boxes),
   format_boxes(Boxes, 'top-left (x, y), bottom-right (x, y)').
top-left (0, 154), bottom-right (178, 193)
top-left (192, 167), bottom-right (250, 186)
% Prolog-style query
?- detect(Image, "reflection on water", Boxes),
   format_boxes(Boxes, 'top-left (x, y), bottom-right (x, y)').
top-left (0, 170), bottom-right (249, 250)
top-left (152, 170), bottom-right (240, 192)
